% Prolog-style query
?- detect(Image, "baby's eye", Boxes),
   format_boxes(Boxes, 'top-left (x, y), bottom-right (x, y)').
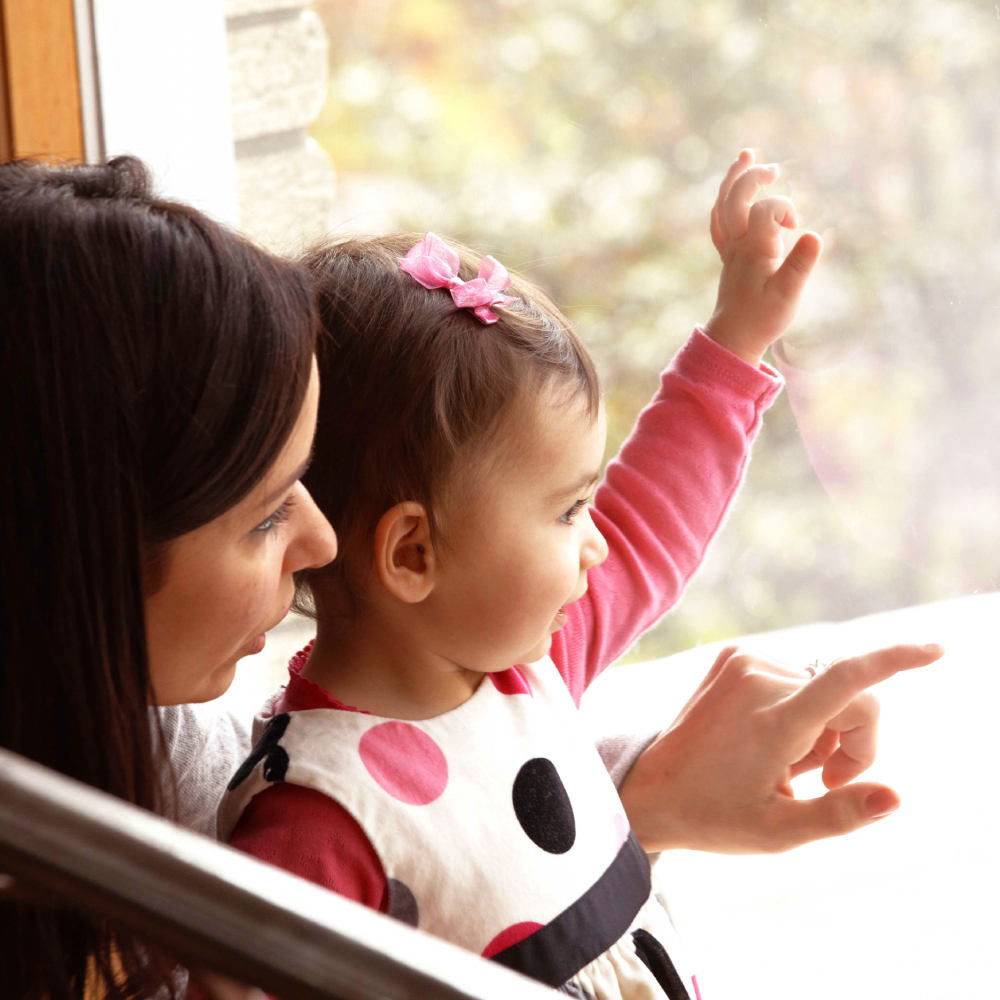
top-left (559, 498), bottom-right (589, 525)
top-left (254, 496), bottom-right (297, 534)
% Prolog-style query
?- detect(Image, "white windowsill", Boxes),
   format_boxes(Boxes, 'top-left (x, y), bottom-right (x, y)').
top-left (581, 592), bottom-right (1000, 999)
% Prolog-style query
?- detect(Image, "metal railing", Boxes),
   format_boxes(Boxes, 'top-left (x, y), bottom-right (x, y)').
top-left (0, 748), bottom-right (554, 1000)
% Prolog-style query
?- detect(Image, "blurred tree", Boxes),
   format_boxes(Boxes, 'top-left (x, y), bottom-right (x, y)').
top-left (311, 0), bottom-right (1000, 660)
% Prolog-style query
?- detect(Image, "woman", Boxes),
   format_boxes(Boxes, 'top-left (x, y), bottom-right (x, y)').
top-left (0, 156), bottom-right (937, 999)
top-left (0, 156), bottom-right (336, 998)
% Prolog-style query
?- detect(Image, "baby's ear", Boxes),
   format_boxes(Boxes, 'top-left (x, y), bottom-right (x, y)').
top-left (374, 502), bottom-right (434, 603)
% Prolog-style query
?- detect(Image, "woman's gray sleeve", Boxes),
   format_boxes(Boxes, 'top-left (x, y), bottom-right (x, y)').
top-left (594, 730), bottom-right (660, 789)
top-left (154, 703), bottom-right (252, 840)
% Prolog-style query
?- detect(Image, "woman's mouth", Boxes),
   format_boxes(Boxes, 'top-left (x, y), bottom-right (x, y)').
top-left (248, 601), bottom-right (294, 656)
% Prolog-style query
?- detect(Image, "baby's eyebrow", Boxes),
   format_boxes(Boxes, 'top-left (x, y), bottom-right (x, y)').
top-left (546, 470), bottom-right (600, 502)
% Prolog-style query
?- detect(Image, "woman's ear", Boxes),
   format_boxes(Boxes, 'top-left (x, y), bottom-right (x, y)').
top-left (373, 502), bottom-right (435, 603)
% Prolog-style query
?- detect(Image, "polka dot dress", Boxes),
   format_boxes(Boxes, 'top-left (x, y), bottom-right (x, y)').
top-left (219, 658), bottom-right (700, 1000)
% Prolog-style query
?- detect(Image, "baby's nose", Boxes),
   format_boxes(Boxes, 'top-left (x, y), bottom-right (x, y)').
top-left (583, 521), bottom-right (609, 569)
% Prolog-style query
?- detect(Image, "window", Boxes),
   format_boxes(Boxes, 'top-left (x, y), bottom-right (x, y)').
top-left (309, 0), bottom-right (1000, 659)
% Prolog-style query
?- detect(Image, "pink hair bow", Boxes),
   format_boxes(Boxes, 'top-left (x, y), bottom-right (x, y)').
top-left (398, 232), bottom-right (517, 325)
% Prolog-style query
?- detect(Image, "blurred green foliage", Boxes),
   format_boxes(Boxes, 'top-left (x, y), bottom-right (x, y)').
top-left (311, 0), bottom-right (1000, 661)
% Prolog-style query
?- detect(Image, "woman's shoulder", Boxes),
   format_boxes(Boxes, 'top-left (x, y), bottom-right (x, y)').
top-left (155, 703), bottom-right (253, 839)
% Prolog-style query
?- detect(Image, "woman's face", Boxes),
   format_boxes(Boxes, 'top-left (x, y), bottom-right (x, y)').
top-left (145, 361), bottom-right (337, 705)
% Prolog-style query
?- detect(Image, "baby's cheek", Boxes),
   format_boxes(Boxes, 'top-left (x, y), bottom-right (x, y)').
top-left (542, 545), bottom-right (582, 599)
top-left (469, 583), bottom-right (541, 659)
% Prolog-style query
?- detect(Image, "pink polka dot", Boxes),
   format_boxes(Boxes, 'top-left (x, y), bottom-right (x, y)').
top-left (358, 722), bottom-right (448, 805)
top-left (489, 667), bottom-right (532, 696)
top-left (613, 811), bottom-right (630, 851)
top-left (481, 921), bottom-right (543, 958)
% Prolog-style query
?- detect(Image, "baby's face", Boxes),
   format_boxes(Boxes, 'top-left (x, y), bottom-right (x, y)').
top-left (429, 388), bottom-right (609, 673)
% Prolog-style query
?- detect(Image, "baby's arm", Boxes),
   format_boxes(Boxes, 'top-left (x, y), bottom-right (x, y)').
top-left (550, 332), bottom-right (780, 700)
top-left (227, 783), bottom-right (389, 910)
top-left (217, 786), bottom-right (388, 1000)
top-left (551, 150), bottom-right (820, 700)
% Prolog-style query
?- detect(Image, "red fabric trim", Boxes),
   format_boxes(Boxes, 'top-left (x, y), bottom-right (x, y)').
top-left (275, 639), bottom-right (372, 715)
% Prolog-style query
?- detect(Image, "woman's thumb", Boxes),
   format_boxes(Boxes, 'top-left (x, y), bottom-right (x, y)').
top-left (777, 782), bottom-right (901, 849)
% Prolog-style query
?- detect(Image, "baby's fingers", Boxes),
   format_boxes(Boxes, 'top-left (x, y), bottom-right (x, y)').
top-left (714, 149), bottom-right (754, 246)
top-left (766, 231), bottom-right (823, 303)
top-left (745, 195), bottom-right (798, 251)
top-left (723, 162), bottom-right (779, 241)
top-left (710, 203), bottom-right (725, 256)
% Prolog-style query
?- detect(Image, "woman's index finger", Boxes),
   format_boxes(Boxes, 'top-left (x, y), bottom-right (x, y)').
top-left (783, 643), bottom-right (945, 728)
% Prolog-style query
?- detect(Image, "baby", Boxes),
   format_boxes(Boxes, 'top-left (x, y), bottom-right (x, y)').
top-left (220, 151), bottom-right (833, 999)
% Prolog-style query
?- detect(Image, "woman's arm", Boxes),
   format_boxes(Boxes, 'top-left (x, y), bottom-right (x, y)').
top-left (155, 703), bottom-right (251, 838)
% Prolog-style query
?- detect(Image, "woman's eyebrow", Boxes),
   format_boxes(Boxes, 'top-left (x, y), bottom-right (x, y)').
top-left (547, 470), bottom-right (600, 502)
top-left (262, 451), bottom-right (314, 506)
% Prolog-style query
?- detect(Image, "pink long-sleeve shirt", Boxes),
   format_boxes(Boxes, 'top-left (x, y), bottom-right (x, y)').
top-left (227, 328), bottom-right (782, 913)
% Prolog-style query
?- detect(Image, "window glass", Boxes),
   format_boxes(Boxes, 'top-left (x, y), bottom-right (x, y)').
top-left (310, 0), bottom-right (1000, 656)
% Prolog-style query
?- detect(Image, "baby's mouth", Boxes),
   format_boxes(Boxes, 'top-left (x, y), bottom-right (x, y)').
top-left (551, 606), bottom-right (568, 631)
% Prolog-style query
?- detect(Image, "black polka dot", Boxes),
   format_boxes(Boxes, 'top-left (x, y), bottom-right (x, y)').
top-left (632, 928), bottom-right (689, 1000)
top-left (512, 757), bottom-right (576, 854)
top-left (227, 713), bottom-right (291, 791)
top-left (387, 878), bottom-right (419, 927)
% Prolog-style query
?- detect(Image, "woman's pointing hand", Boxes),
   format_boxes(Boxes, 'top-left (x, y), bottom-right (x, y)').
top-left (618, 642), bottom-right (945, 855)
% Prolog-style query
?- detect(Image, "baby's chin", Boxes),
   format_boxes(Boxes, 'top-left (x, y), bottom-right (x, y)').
top-left (520, 632), bottom-right (554, 665)
top-left (507, 610), bottom-right (568, 667)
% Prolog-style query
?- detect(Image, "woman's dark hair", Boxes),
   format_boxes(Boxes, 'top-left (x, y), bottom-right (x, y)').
top-left (0, 157), bottom-right (317, 998)
top-left (295, 232), bottom-right (600, 613)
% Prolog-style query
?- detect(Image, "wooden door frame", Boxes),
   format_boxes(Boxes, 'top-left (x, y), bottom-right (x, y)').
top-left (0, 2), bottom-right (12, 161)
top-left (0, 0), bottom-right (86, 162)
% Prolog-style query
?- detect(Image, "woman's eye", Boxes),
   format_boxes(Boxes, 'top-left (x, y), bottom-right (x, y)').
top-left (254, 496), bottom-right (296, 534)
top-left (559, 498), bottom-right (588, 524)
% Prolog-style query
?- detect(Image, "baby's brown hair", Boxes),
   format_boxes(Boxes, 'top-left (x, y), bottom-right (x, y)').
top-left (295, 232), bottom-right (601, 613)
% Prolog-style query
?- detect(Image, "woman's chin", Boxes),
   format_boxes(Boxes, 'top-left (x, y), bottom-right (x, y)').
top-left (200, 660), bottom-right (241, 704)
top-left (153, 661), bottom-right (237, 706)
top-left (214, 671), bottom-right (240, 702)
top-left (192, 633), bottom-right (266, 702)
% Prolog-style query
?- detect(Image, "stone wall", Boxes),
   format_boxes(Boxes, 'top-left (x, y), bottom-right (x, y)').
top-left (225, 0), bottom-right (336, 252)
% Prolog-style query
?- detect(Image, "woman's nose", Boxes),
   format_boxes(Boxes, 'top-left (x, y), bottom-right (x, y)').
top-left (288, 486), bottom-right (337, 572)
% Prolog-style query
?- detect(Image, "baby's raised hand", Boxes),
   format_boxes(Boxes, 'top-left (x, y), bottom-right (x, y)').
top-left (702, 149), bottom-right (822, 368)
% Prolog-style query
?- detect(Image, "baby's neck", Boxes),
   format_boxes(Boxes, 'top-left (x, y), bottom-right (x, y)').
top-left (305, 611), bottom-right (483, 721)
